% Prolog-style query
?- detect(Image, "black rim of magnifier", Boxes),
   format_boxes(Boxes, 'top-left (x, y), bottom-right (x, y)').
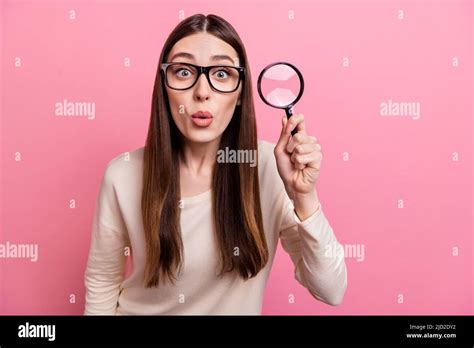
top-left (257, 61), bottom-right (305, 110)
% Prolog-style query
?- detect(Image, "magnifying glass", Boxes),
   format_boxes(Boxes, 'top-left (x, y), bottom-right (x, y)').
top-left (257, 62), bottom-right (305, 136)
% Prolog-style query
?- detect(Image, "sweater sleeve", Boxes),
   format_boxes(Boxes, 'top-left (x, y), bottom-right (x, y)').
top-left (278, 189), bottom-right (348, 306)
top-left (84, 161), bottom-right (129, 315)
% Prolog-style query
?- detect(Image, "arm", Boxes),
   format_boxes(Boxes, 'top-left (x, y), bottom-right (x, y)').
top-left (84, 162), bottom-right (129, 315)
top-left (279, 189), bottom-right (347, 306)
top-left (273, 113), bottom-right (348, 306)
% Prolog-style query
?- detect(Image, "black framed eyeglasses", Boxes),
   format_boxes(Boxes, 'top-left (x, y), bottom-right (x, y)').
top-left (161, 62), bottom-right (245, 93)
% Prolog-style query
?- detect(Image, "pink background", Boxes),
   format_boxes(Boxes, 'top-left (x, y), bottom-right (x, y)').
top-left (1, 0), bottom-right (472, 315)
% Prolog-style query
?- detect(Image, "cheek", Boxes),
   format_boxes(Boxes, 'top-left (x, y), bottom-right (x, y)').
top-left (167, 92), bottom-right (188, 122)
top-left (217, 96), bottom-right (239, 123)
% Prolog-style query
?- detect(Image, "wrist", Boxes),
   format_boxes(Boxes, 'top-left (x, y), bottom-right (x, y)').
top-left (291, 189), bottom-right (320, 221)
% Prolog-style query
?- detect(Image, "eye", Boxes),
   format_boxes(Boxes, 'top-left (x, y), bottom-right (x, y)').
top-left (213, 69), bottom-right (230, 79)
top-left (176, 68), bottom-right (192, 77)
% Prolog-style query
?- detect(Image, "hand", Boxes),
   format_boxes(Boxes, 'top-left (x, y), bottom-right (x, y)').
top-left (274, 113), bottom-right (322, 204)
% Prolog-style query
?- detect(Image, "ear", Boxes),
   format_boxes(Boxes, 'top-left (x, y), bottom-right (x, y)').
top-left (237, 95), bottom-right (242, 106)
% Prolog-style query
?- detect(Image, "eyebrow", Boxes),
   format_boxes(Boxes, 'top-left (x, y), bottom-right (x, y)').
top-left (169, 52), bottom-right (236, 65)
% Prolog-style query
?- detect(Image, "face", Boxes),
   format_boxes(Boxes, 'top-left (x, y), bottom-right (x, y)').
top-left (164, 32), bottom-right (243, 144)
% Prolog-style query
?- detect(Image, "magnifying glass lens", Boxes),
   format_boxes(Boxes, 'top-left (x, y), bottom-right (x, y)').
top-left (259, 64), bottom-right (302, 107)
top-left (257, 62), bottom-right (305, 136)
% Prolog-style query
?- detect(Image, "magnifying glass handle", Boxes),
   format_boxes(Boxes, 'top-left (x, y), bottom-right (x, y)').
top-left (285, 107), bottom-right (297, 136)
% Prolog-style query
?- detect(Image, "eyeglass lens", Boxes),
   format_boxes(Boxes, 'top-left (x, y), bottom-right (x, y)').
top-left (166, 63), bottom-right (240, 92)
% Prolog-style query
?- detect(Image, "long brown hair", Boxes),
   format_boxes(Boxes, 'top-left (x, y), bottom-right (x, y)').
top-left (142, 14), bottom-right (268, 287)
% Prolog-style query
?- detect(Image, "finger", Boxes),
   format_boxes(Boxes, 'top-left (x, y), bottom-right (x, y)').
top-left (295, 163), bottom-right (305, 170)
top-left (286, 133), bottom-right (304, 153)
top-left (275, 116), bottom-right (290, 154)
top-left (293, 143), bottom-right (320, 156)
top-left (286, 113), bottom-right (307, 136)
top-left (290, 153), bottom-right (310, 170)
top-left (287, 134), bottom-right (317, 153)
top-left (291, 152), bottom-right (322, 169)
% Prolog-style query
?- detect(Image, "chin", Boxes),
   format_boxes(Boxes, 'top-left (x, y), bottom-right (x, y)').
top-left (182, 129), bottom-right (221, 144)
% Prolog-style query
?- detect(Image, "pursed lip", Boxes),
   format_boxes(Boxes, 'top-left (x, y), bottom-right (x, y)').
top-left (191, 111), bottom-right (214, 119)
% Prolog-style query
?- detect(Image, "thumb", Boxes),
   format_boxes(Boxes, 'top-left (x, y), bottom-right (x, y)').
top-left (275, 116), bottom-right (289, 153)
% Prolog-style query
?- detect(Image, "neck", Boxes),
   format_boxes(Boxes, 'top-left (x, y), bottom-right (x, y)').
top-left (179, 136), bottom-right (221, 177)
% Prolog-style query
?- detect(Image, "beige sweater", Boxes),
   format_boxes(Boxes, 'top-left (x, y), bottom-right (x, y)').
top-left (84, 140), bottom-right (347, 315)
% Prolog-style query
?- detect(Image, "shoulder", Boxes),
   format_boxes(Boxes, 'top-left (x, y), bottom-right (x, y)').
top-left (257, 139), bottom-right (277, 174)
top-left (257, 139), bottom-right (276, 162)
top-left (257, 139), bottom-right (284, 192)
top-left (102, 146), bottom-right (145, 187)
top-left (256, 140), bottom-right (289, 238)
top-left (258, 139), bottom-right (276, 153)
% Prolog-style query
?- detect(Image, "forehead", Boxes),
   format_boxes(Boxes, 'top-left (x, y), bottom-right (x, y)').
top-left (168, 32), bottom-right (239, 64)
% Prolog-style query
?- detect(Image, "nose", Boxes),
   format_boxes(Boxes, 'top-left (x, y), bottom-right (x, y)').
top-left (193, 73), bottom-right (211, 101)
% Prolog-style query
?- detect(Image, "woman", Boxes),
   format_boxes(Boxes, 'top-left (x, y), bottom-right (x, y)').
top-left (84, 13), bottom-right (347, 315)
